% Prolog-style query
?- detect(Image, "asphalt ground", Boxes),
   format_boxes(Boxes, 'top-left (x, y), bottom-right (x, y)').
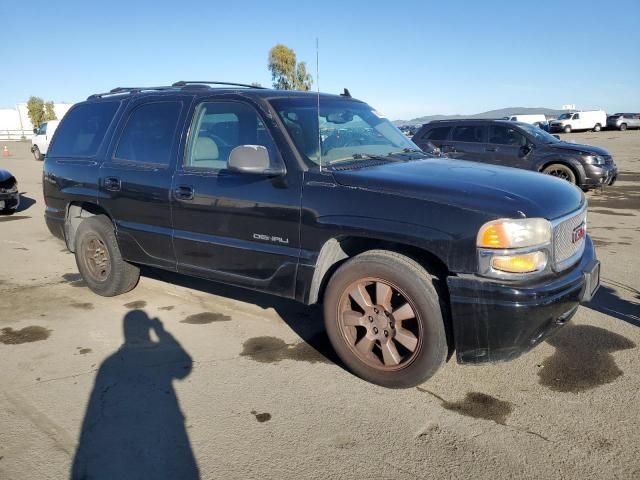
top-left (0, 131), bottom-right (638, 479)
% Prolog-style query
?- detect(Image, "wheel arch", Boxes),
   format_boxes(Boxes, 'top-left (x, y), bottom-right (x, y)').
top-left (539, 159), bottom-right (584, 185)
top-left (65, 202), bottom-right (113, 252)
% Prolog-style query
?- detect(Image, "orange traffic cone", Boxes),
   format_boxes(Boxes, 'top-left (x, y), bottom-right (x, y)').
top-left (2, 145), bottom-right (10, 157)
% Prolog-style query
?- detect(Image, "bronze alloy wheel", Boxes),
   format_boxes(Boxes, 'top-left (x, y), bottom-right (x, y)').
top-left (81, 234), bottom-right (112, 282)
top-left (337, 277), bottom-right (422, 370)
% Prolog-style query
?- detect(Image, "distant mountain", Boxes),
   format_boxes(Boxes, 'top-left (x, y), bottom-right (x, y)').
top-left (393, 107), bottom-right (566, 126)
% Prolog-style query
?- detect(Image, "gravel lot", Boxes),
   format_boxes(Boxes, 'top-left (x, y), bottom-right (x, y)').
top-left (1, 132), bottom-right (638, 479)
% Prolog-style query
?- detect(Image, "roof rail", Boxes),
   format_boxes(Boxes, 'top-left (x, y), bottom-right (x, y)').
top-left (87, 86), bottom-right (175, 100)
top-left (172, 81), bottom-right (266, 89)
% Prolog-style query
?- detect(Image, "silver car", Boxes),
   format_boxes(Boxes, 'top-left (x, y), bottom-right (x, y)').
top-left (607, 113), bottom-right (640, 131)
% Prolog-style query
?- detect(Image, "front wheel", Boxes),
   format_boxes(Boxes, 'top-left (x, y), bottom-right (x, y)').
top-left (33, 146), bottom-right (42, 161)
top-left (543, 163), bottom-right (577, 184)
top-left (74, 215), bottom-right (140, 296)
top-left (323, 250), bottom-right (448, 388)
top-left (563, 125), bottom-right (572, 133)
top-left (593, 124), bottom-right (601, 132)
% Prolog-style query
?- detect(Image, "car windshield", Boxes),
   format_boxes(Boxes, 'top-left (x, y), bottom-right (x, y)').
top-left (557, 113), bottom-right (573, 120)
top-left (516, 122), bottom-right (561, 143)
top-left (270, 97), bottom-right (420, 167)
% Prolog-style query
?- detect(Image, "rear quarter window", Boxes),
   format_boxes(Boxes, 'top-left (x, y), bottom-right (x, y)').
top-left (48, 102), bottom-right (119, 158)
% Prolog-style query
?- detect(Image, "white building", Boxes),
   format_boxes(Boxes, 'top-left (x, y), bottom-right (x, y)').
top-left (0, 102), bottom-right (74, 140)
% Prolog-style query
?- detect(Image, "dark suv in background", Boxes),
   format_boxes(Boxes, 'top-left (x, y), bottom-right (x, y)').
top-left (413, 119), bottom-right (618, 189)
top-left (43, 82), bottom-right (600, 388)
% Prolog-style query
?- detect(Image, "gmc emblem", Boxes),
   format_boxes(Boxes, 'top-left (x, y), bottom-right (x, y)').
top-left (572, 223), bottom-right (586, 243)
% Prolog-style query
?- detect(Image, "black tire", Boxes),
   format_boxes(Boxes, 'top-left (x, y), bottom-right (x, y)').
top-left (563, 125), bottom-right (571, 134)
top-left (74, 215), bottom-right (140, 296)
top-left (33, 146), bottom-right (42, 161)
top-left (620, 123), bottom-right (627, 131)
top-left (323, 250), bottom-right (448, 388)
top-left (543, 163), bottom-right (577, 184)
top-left (593, 124), bottom-right (601, 132)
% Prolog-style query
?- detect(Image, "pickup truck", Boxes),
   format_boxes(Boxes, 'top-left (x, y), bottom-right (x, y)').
top-left (43, 82), bottom-right (600, 388)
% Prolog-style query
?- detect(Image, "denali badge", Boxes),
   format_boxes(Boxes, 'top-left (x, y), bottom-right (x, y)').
top-left (253, 233), bottom-right (289, 244)
top-left (572, 223), bottom-right (586, 243)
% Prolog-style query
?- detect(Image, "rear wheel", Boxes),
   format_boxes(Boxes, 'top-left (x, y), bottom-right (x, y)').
top-left (74, 215), bottom-right (140, 296)
top-left (543, 163), bottom-right (577, 184)
top-left (323, 250), bottom-right (448, 388)
top-left (33, 146), bottom-right (42, 161)
top-left (563, 125), bottom-right (571, 133)
top-left (620, 123), bottom-right (627, 131)
top-left (593, 124), bottom-right (601, 132)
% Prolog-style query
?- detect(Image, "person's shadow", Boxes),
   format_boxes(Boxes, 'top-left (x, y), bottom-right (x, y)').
top-left (71, 310), bottom-right (199, 480)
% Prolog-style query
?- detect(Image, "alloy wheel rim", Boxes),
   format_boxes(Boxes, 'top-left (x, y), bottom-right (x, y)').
top-left (548, 169), bottom-right (570, 181)
top-left (337, 277), bottom-right (422, 370)
top-left (83, 235), bottom-right (111, 282)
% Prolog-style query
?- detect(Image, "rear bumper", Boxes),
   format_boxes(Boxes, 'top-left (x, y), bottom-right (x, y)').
top-left (447, 235), bottom-right (598, 364)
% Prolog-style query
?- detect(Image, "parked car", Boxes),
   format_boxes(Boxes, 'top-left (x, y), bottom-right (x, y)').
top-left (607, 113), bottom-right (640, 131)
top-left (43, 82), bottom-right (600, 388)
top-left (31, 119), bottom-right (60, 161)
top-left (549, 110), bottom-right (607, 133)
top-left (505, 114), bottom-right (547, 125)
top-left (413, 119), bottom-right (617, 189)
top-left (0, 169), bottom-right (19, 213)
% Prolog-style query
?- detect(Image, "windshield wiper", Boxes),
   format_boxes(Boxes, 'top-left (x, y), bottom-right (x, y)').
top-left (327, 153), bottom-right (395, 165)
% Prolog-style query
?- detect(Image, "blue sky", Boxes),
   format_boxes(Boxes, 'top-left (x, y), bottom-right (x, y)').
top-left (3, 0), bottom-right (639, 119)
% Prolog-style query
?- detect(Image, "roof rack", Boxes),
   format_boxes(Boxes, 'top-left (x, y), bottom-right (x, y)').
top-left (87, 86), bottom-right (176, 100)
top-left (171, 81), bottom-right (266, 89)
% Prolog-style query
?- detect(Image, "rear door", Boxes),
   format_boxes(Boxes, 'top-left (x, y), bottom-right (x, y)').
top-left (445, 124), bottom-right (489, 161)
top-left (98, 94), bottom-right (191, 270)
top-left (171, 97), bottom-right (303, 297)
top-left (487, 124), bottom-right (530, 169)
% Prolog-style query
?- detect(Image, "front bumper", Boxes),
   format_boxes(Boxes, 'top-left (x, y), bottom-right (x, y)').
top-left (583, 163), bottom-right (618, 187)
top-left (0, 191), bottom-right (20, 211)
top-left (447, 235), bottom-right (599, 364)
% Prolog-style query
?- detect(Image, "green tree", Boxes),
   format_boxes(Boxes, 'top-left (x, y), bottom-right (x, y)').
top-left (44, 101), bottom-right (57, 121)
top-left (27, 96), bottom-right (46, 129)
top-left (268, 44), bottom-right (313, 91)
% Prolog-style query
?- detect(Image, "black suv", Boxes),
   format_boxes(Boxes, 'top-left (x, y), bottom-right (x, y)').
top-left (413, 119), bottom-right (618, 189)
top-left (43, 82), bottom-right (600, 388)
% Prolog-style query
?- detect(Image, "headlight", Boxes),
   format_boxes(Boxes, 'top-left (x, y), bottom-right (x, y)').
top-left (583, 155), bottom-right (605, 166)
top-left (477, 218), bottom-right (551, 277)
top-left (1, 184), bottom-right (17, 194)
top-left (477, 218), bottom-right (551, 249)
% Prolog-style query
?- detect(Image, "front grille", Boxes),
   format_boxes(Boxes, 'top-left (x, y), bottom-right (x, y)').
top-left (553, 207), bottom-right (587, 270)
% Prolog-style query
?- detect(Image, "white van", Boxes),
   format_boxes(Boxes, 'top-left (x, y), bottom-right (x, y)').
top-left (549, 110), bottom-right (607, 133)
top-left (31, 120), bottom-right (60, 161)
top-left (506, 114), bottom-right (547, 124)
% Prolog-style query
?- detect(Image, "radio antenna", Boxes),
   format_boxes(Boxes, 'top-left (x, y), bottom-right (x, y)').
top-left (316, 37), bottom-right (322, 172)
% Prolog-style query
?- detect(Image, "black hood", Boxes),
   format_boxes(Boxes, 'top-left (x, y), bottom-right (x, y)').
top-left (331, 158), bottom-right (584, 220)
top-left (549, 141), bottom-right (610, 156)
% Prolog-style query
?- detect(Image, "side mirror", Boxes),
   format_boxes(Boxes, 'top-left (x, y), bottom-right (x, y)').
top-left (227, 145), bottom-right (284, 176)
top-left (33, 128), bottom-right (38, 134)
top-left (552, 134), bottom-right (560, 140)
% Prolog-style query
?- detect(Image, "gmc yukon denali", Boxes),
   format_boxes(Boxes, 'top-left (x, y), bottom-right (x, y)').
top-left (43, 82), bottom-right (600, 388)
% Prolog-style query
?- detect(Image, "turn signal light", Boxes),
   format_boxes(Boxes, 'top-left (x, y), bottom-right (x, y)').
top-left (491, 252), bottom-right (547, 273)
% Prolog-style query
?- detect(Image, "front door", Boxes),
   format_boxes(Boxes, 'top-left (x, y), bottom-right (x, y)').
top-left (98, 95), bottom-right (191, 269)
top-left (486, 124), bottom-right (531, 169)
top-left (171, 98), bottom-right (302, 298)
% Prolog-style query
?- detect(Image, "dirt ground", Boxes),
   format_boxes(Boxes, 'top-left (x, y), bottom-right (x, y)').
top-left (0, 132), bottom-right (638, 479)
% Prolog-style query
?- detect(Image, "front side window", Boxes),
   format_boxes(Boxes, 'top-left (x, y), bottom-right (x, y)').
top-left (114, 101), bottom-right (182, 165)
top-left (489, 125), bottom-right (526, 146)
top-left (184, 101), bottom-right (278, 171)
top-left (452, 125), bottom-right (486, 143)
top-left (48, 102), bottom-right (119, 157)
top-left (270, 98), bottom-right (417, 166)
top-left (39, 123), bottom-right (48, 135)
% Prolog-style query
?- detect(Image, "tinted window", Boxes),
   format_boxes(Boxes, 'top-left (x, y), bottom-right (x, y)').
top-left (425, 126), bottom-right (451, 141)
top-left (48, 102), bottom-right (118, 157)
top-left (452, 125), bottom-right (486, 143)
top-left (489, 125), bottom-right (526, 146)
top-left (185, 101), bottom-right (277, 171)
top-left (114, 102), bottom-right (181, 165)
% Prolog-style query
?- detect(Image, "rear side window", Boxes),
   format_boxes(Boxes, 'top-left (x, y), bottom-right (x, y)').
top-left (452, 125), bottom-right (486, 143)
top-left (424, 126), bottom-right (451, 141)
top-left (114, 101), bottom-right (182, 165)
top-left (48, 102), bottom-right (119, 157)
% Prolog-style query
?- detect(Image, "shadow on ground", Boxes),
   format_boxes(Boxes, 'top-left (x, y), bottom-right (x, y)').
top-left (585, 282), bottom-right (640, 327)
top-left (16, 193), bottom-right (36, 213)
top-left (71, 310), bottom-right (199, 480)
top-left (141, 267), bottom-right (342, 367)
